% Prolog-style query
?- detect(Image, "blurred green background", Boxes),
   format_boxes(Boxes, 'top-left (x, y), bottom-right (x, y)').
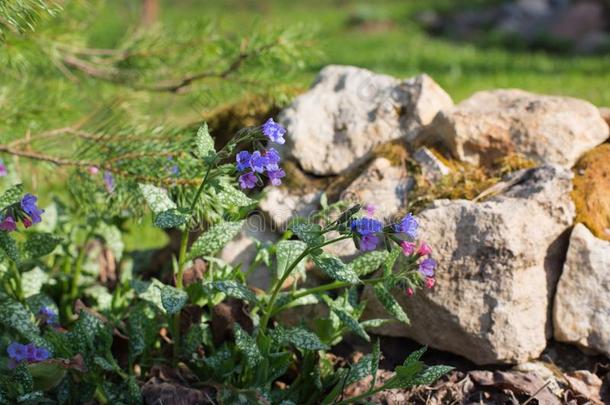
top-left (102, 0), bottom-right (609, 105)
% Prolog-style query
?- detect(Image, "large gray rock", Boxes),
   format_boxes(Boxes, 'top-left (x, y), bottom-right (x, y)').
top-left (340, 157), bottom-right (413, 220)
top-left (428, 89), bottom-right (609, 168)
top-left (553, 223), bottom-right (610, 356)
top-left (259, 187), bottom-right (321, 232)
top-left (363, 165), bottom-right (575, 365)
top-left (279, 65), bottom-right (453, 175)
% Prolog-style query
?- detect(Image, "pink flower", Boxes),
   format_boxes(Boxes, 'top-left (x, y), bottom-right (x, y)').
top-left (425, 277), bottom-right (436, 289)
top-left (406, 287), bottom-right (414, 297)
top-left (417, 242), bottom-right (432, 256)
top-left (22, 217), bottom-right (32, 228)
top-left (0, 216), bottom-right (16, 232)
top-left (363, 204), bottom-right (376, 217)
top-left (88, 166), bottom-right (99, 175)
top-left (400, 241), bottom-right (416, 256)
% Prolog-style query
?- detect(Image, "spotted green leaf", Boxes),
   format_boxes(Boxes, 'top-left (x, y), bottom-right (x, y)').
top-left (154, 208), bottom-right (189, 229)
top-left (0, 297), bottom-right (44, 346)
top-left (139, 183), bottom-right (176, 214)
top-left (290, 222), bottom-right (323, 246)
top-left (21, 267), bottom-right (48, 298)
top-left (209, 280), bottom-right (257, 303)
top-left (271, 326), bottom-right (329, 351)
top-left (370, 339), bottom-right (381, 390)
top-left (373, 284), bottom-right (409, 324)
top-left (194, 123), bottom-right (216, 161)
top-left (0, 184), bottom-right (23, 208)
top-left (128, 303), bottom-right (158, 361)
top-left (323, 296), bottom-right (369, 341)
top-left (349, 250), bottom-right (388, 276)
top-left (0, 231), bottom-right (19, 263)
top-left (23, 232), bottom-right (62, 259)
top-left (217, 184), bottom-right (254, 208)
top-left (187, 220), bottom-right (244, 259)
top-left (276, 240), bottom-right (307, 279)
top-left (312, 254), bottom-right (359, 284)
top-left (233, 324), bottom-right (262, 368)
top-left (161, 285), bottom-right (188, 315)
top-left (133, 278), bottom-right (165, 312)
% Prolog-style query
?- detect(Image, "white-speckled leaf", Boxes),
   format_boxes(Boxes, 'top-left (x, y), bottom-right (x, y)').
top-left (233, 324), bottom-right (262, 368)
top-left (194, 123), bottom-right (216, 160)
top-left (161, 285), bottom-right (188, 315)
top-left (312, 254), bottom-right (359, 284)
top-left (0, 184), bottom-right (23, 208)
top-left (217, 184), bottom-right (254, 208)
top-left (23, 232), bottom-right (62, 259)
top-left (188, 221), bottom-right (244, 259)
top-left (21, 267), bottom-right (48, 298)
top-left (373, 284), bottom-right (409, 324)
top-left (0, 231), bottom-right (19, 263)
top-left (139, 183), bottom-right (176, 214)
top-left (133, 278), bottom-right (165, 313)
top-left (154, 209), bottom-right (189, 229)
top-left (323, 296), bottom-right (369, 342)
top-left (349, 251), bottom-right (388, 276)
top-left (290, 222), bottom-right (324, 246)
top-left (209, 280), bottom-right (257, 303)
top-left (272, 326), bottom-right (329, 351)
top-left (0, 297), bottom-right (44, 346)
top-left (275, 240), bottom-right (307, 279)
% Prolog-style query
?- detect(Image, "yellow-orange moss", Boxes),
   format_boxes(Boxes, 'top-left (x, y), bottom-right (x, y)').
top-left (571, 143), bottom-right (610, 241)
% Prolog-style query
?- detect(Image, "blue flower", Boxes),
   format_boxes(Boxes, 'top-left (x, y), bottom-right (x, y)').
top-left (170, 165), bottom-right (180, 176)
top-left (250, 151), bottom-right (269, 173)
top-left (20, 194), bottom-right (44, 224)
top-left (104, 171), bottom-right (115, 193)
top-left (360, 234), bottom-right (379, 251)
top-left (419, 258), bottom-right (436, 277)
top-left (32, 347), bottom-right (50, 362)
top-left (39, 306), bottom-right (58, 325)
top-left (394, 213), bottom-right (418, 239)
top-left (267, 168), bottom-right (286, 186)
top-left (0, 160), bottom-right (7, 177)
top-left (265, 148), bottom-right (281, 171)
top-left (236, 151), bottom-right (252, 172)
top-left (262, 118), bottom-right (286, 144)
top-left (351, 217), bottom-right (383, 237)
top-left (239, 172), bottom-right (258, 189)
top-left (7, 342), bottom-right (26, 362)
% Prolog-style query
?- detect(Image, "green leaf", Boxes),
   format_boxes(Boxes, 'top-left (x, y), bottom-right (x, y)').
top-left (139, 183), bottom-right (176, 214)
top-left (290, 222), bottom-right (323, 246)
top-left (275, 240), bottom-right (307, 279)
top-left (0, 231), bottom-right (19, 263)
top-left (161, 285), bottom-right (188, 315)
top-left (133, 278), bottom-right (165, 312)
top-left (370, 339), bottom-right (381, 390)
top-left (271, 326), bottom-right (329, 351)
top-left (0, 184), bottom-right (23, 208)
top-left (412, 365), bottom-right (454, 385)
top-left (21, 267), bottom-right (48, 298)
top-left (154, 208), bottom-right (189, 229)
top-left (208, 280), bottom-right (258, 304)
top-left (373, 284), bottom-right (409, 324)
top-left (23, 232), bottom-right (62, 259)
top-left (233, 324), bottom-right (263, 368)
top-left (360, 318), bottom-right (392, 329)
top-left (343, 353), bottom-right (374, 386)
top-left (349, 250), bottom-right (388, 276)
top-left (217, 184), bottom-right (255, 208)
top-left (0, 297), bottom-right (44, 346)
top-left (312, 254), bottom-right (359, 283)
top-left (194, 123), bottom-right (216, 160)
top-left (382, 247), bottom-right (401, 277)
top-left (323, 296), bottom-right (369, 342)
top-left (128, 303), bottom-right (159, 361)
top-left (187, 220), bottom-right (244, 259)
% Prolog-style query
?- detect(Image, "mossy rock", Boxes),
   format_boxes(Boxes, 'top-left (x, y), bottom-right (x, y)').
top-left (571, 143), bottom-right (610, 241)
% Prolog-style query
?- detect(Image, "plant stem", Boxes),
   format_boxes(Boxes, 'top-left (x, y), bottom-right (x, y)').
top-left (172, 229), bottom-right (189, 364)
top-left (333, 385), bottom-right (386, 405)
top-left (260, 235), bottom-right (352, 331)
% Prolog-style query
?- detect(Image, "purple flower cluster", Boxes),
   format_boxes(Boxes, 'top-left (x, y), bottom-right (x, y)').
top-left (7, 342), bottom-right (50, 367)
top-left (350, 217), bottom-right (383, 252)
top-left (0, 193), bottom-right (45, 232)
top-left (236, 118), bottom-right (288, 190)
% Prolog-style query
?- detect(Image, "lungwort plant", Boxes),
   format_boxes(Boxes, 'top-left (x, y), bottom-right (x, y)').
top-left (0, 120), bottom-right (451, 404)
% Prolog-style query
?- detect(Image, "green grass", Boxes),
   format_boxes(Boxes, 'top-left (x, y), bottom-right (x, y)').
top-left (155, 0), bottom-right (610, 105)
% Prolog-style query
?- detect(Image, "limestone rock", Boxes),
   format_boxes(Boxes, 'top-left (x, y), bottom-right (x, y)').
top-left (429, 89), bottom-right (609, 168)
top-left (259, 187), bottom-right (321, 232)
top-left (279, 65), bottom-right (453, 175)
top-left (363, 165), bottom-right (575, 365)
top-left (412, 147), bottom-right (451, 182)
top-left (219, 214), bottom-right (279, 290)
top-left (553, 223), bottom-right (610, 356)
top-left (340, 157), bottom-right (413, 220)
